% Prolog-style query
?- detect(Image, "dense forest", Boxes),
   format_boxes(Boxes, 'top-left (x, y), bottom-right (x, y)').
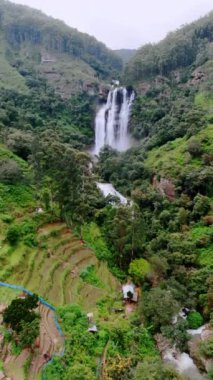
top-left (124, 11), bottom-right (213, 83)
top-left (0, 2), bottom-right (212, 380)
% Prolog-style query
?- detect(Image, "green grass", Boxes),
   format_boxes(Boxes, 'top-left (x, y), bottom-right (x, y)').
top-left (195, 92), bottom-right (213, 118)
top-left (80, 265), bottom-right (104, 288)
top-left (0, 287), bottom-right (20, 304)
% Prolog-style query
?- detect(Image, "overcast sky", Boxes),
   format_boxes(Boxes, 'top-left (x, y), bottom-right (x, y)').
top-left (11, 0), bottom-right (212, 49)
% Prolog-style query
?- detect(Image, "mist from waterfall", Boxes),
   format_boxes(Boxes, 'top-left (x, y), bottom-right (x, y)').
top-left (93, 87), bottom-right (135, 155)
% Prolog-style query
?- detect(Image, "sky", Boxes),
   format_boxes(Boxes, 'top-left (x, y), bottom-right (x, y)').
top-left (11, 0), bottom-right (213, 49)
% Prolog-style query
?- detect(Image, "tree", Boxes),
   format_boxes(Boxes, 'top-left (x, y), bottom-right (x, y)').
top-left (6, 225), bottom-right (20, 245)
top-left (0, 159), bottom-right (22, 184)
top-left (6, 129), bottom-right (33, 160)
top-left (129, 258), bottom-right (151, 284)
top-left (187, 138), bottom-right (203, 157)
top-left (105, 355), bottom-right (132, 380)
top-left (192, 194), bottom-right (210, 219)
top-left (141, 288), bottom-right (179, 331)
top-left (134, 358), bottom-right (183, 380)
top-left (3, 294), bottom-right (39, 333)
top-left (187, 311), bottom-right (204, 329)
top-left (161, 319), bottom-right (189, 351)
top-left (19, 318), bottom-right (40, 348)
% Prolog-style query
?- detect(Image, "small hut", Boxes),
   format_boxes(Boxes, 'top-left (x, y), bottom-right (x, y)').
top-left (122, 283), bottom-right (138, 303)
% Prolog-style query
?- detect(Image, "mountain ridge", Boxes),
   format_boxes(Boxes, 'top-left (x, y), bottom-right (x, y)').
top-left (0, 0), bottom-right (122, 96)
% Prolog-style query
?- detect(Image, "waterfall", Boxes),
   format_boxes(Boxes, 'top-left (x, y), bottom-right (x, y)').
top-left (93, 87), bottom-right (135, 155)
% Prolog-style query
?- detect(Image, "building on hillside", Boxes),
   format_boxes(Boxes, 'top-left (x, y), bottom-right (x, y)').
top-left (122, 283), bottom-right (138, 303)
top-left (88, 325), bottom-right (98, 333)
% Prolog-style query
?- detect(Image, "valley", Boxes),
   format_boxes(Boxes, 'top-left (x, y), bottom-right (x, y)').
top-left (0, 1), bottom-right (212, 379)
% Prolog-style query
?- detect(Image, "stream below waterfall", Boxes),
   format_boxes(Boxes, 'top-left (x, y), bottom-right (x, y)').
top-left (96, 182), bottom-right (128, 205)
top-left (164, 350), bottom-right (205, 380)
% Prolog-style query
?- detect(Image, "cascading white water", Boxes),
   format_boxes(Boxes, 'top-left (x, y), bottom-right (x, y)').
top-left (93, 87), bottom-right (135, 155)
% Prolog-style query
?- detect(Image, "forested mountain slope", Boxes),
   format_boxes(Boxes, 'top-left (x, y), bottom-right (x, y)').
top-left (114, 48), bottom-right (137, 64)
top-left (124, 12), bottom-right (213, 84)
top-left (0, 0), bottom-right (122, 96)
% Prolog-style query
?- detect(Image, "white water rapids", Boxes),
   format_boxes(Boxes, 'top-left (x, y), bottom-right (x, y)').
top-left (93, 87), bottom-right (135, 155)
top-left (96, 182), bottom-right (128, 205)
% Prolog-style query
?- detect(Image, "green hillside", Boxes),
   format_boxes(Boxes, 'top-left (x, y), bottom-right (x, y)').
top-left (114, 48), bottom-right (137, 64)
top-left (0, 0), bottom-right (122, 96)
top-left (124, 12), bottom-right (213, 84)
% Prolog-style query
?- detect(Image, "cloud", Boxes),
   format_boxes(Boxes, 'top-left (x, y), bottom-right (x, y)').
top-left (11, 0), bottom-right (213, 49)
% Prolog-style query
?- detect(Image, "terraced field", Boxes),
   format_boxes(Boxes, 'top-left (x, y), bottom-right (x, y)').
top-left (0, 222), bottom-right (120, 310)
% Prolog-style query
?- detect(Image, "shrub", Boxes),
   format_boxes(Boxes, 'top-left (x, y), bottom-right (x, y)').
top-left (129, 258), bottom-right (151, 283)
top-left (6, 225), bottom-right (21, 245)
top-left (187, 311), bottom-right (204, 329)
top-left (23, 234), bottom-right (38, 247)
top-left (64, 363), bottom-right (96, 380)
top-left (193, 194), bottom-right (210, 219)
top-left (134, 357), bottom-right (183, 380)
top-left (141, 288), bottom-right (180, 331)
top-left (1, 214), bottom-right (14, 224)
top-left (200, 338), bottom-right (213, 358)
top-left (0, 159), bottom-right (23, 184)
top-left (161, 320), bottom-right (189, 351)
top-left (187, 138), bottom-right (203, 157)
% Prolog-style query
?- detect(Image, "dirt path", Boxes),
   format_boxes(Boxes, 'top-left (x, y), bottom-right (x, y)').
top-left (29, 303), bottom-right (64, 379)
top-left (100, 340), bottom-right (110, 380)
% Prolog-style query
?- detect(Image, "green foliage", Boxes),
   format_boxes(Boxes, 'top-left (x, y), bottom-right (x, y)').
top-left (19, 318), bottom-right (40, 348)
top-left (141, 288), bottom-right (180, 331)
top-left (187, 138), bottom-right (203, 157)
top-left (0, 360), bottom-right (3, 371)
top-left (129, 258), bottom-right (151, 283)
top-left (125, 12), bottom-right (213, 82)
top-left (45, 304), bottom-right (107, 379)
top-left (161, 320), bottom-right (189, 351)
top-left (6, 225), bottom-right (21, 245)
top-left (80, 265), bottom-right (103, 288)
top-left (208, 367), bottom-right (213, 380)
top-left (0, 213), bottom-right (14, 223)
top-left (134, 357), bottom-right (183, 380)
top-left (23, 354), bottom-right (33, 379)
top-left (200, 337), bottom-right (213, 358)
top-left (11, 341), bottom-right (22, 356)
top-left (0, 159), bottom-right (23, 184)
top-left (82, 222), bottom-right (125, 279)
top-left (64, 364), bottom-right (96, 380)
top-left (192, 194), bottom-right (211, 219)
top-left (3, 294), bottom-right (39, 333)
top-left (0, 0), bottom-right (122, 98)
top-left (6, 220), bottom-right (38, 247)
top-left (187, 311), bottom-right (204, 329)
